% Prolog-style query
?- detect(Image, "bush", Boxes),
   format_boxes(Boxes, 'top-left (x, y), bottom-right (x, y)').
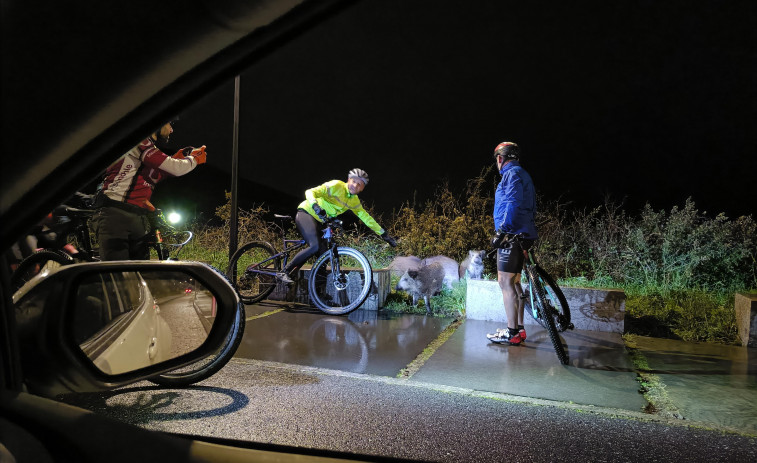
top-left (180, 183), bottom-right (757, 344)
top-left (387, 167), bottom-right (496, 273)
top-left (536, 197), bottom-right (755, 344)
top-left (180, 192), bottom-right (281, 271)
top-left (625, 289), bottom-right (739, 344)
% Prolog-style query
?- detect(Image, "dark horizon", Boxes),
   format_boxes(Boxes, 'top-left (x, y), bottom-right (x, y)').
top-left (150, 0), bottom-right (754, 222)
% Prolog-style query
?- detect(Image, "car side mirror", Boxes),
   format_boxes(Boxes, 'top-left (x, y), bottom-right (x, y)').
top-left (73, 270), bottom-right (215, 375)
top-left (13, 261), bottom-right (241, 397)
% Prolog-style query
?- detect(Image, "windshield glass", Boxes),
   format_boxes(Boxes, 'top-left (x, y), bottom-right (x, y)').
top-left (13, 1), bottom-right (757, 461)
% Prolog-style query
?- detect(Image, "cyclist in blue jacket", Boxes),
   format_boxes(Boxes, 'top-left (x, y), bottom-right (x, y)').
top-left (486, 141), bottom-right (538, 346)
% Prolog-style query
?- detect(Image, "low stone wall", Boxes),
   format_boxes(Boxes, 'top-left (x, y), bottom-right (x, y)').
top-left (268, 267), bottom-right (391, 311)
top-left (465, 279), bottom-right (626, 333)
top-left (735, 292), bottom-right (757, 347)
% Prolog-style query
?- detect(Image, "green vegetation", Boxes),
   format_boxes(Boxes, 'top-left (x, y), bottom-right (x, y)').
top-left (180, 174), bottom-right (756, 345)
top-left (388, 170), bottom-right (495, 263)
top-left (383, 277), bottom-right (467, 319)
top-left (536, 197), bottom-right (755, 344)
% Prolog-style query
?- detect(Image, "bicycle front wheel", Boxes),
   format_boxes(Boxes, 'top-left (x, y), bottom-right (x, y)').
top-left (528, 267), bottom-right (569, 365)
top-left (150, 302), bottom-right (245, 387)
top-left (227, 241), bottom-right (280, 304)
top-left (533, 265), bottom-right (572, 332)
top-left (12, 249), bottom-right (74, 292)
top-left (308, 246), bottom-right (373, 315)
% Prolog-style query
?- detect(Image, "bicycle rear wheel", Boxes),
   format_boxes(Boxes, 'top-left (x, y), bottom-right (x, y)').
top-left (526, 265), bottom-right (572, 332)
top-left (527, 267), bottom-right (569, 365)
top-left (12, 249), bottom-right (74, 292)
top-left (308, 246), bottom-right (372, 315)
top-left (150, 302), bottom-right (245, 387)
top-left (227, 241), bottom-right (280, 304)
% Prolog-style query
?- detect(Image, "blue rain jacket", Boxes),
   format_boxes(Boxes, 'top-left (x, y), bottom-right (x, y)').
top-left (493, 161), bottom-right (538, 240)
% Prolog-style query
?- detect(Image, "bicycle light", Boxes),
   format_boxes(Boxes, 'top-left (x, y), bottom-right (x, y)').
top-left (167, 212), bottom-right (182, 224)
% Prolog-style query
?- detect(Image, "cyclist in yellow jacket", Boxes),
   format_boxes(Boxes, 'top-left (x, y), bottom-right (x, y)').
top-left (277, 168), bottom-right (397, 284)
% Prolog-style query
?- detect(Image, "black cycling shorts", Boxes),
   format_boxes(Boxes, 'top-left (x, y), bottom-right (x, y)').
top-left (497, 239), bottom-right (533, 273)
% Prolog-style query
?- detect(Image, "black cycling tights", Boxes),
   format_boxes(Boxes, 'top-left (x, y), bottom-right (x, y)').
top-left (285, 210), bottom-right (326, 272)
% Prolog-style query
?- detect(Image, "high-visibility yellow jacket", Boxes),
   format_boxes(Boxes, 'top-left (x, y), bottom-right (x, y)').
top-left (298, 180), bottom-right (384, 235)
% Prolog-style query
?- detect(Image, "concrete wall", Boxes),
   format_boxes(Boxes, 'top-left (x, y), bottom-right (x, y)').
top-left (269, 267), bottom-right (391, 311)
top-left (735, 292), bottom-right (757, 347)
top-left (465, 279), bottom-right (626, 333)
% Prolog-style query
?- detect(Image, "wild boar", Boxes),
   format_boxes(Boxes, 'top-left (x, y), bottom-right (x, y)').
top-left (420, 255), bottom-right (459, 289)
top-left (459, 250), bottom-right (486, 279)
top-left (395, 262), bottom-right (445, 313)
top-left (388, 255), bottom-right (422, 277)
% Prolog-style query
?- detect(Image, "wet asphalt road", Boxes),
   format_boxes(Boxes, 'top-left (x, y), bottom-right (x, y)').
top-left (62, 359), bottom-right (756, 462)
top-left (59, 304), bottom-right (757, 462)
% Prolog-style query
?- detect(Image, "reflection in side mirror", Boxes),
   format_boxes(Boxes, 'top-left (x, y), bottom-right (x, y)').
top-left (74, 270), bottom-right (215, 375)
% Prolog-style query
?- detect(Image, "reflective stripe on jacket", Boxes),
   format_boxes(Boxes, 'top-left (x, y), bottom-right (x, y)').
top-left (298, 180), bottom-right (384, 235)
top-left (493, 161), bottom-right (538, 240)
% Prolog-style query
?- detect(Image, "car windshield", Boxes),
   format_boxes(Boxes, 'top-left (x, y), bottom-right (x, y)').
top-left (5, 1), bottom-right (757, 462)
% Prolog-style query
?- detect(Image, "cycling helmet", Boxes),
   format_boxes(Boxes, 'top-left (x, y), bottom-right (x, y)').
top-left (493, 141), bottom-right (520, 161)
top-left (348, 168), bottom-right (369, 185)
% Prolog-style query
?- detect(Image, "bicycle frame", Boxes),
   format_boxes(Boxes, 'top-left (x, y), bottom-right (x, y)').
top-left (70, 212), bottom-right (98, 261)
top-left (243, 239), bottom-right (305, 278)
top-left (50, 206), bottom-right (98, 262)
top-left (243, 223), bottom-right (344, 279)
top-left (517, 246), bottom-right (543, 321)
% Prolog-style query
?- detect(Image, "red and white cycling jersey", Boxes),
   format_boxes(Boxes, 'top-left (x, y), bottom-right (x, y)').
top-left (101, 138), bottom-right (199, 210)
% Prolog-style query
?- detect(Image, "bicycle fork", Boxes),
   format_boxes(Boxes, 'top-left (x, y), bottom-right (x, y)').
top-left (522, 266), bottom-right (540, 321)
top-left (326, 248), bottom-right (348, 290)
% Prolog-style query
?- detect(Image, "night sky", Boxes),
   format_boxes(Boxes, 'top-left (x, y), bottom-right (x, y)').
top-left (154, 0), bottom-right (756, 223)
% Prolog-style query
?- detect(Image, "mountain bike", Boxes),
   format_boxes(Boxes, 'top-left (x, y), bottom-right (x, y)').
top-left (492, 233), bottom-right (573, 365)
top-left (11, 204), bottom-right (193, 292)
top-left (11, 195), bottom-right (99, 292)
top-left (227, 214), bottom-right (373, 315)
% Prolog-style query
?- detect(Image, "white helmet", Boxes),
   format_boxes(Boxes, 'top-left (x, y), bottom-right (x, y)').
top-left (348, 168), bottom-right (369, 185)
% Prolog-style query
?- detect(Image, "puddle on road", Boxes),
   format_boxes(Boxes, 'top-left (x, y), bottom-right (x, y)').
top-left (235, 304), bottom-right (454, 377)
top-left (632, 336), bottom-right (757, 434)
top-left (633, 336), bottom-right (757, 376)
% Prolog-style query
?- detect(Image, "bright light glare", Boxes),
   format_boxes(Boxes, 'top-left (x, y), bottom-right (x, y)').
top-left (167, 212), bottom-right (182, 224)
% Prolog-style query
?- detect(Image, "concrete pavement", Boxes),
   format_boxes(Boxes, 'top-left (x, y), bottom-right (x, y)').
top-left (235, 302), bottom-right (757, 436)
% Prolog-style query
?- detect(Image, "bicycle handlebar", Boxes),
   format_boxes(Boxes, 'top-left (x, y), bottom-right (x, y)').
top-left (162, 230), bottom-right (193, 247)
top-left (487, 232), bottom-right (526, 257)
top-left (325, 218), bottom-right (343, 229)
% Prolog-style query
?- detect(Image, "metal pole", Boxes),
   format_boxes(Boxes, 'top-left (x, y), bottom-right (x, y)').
top-left (229, 76), bottom-right (240, 262)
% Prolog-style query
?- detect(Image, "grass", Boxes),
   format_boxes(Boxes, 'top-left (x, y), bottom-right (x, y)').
top-left (623, 334), bottom-right (682, 418)
top-left (558, 275), bottom-right (742, 345)
top-left (177, 241), bottom-right (229, 273)
top-left (383, 277), bottom-right (468, 319)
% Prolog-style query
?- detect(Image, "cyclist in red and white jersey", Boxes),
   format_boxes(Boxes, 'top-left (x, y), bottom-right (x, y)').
top-left (93, 120), bottom-right (207, 260)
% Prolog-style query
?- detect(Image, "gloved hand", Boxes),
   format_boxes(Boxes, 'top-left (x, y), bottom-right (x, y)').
top-left (380, 231), bottom-right (397, 247)
top-left (491, 231), bottom-right (507, 249)
top-left (172, 146), bottom-right (193, 159)
top-left (312, 203), bottom-right (329, 222)
top-left (190, 145), bottom-right (207, 164)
